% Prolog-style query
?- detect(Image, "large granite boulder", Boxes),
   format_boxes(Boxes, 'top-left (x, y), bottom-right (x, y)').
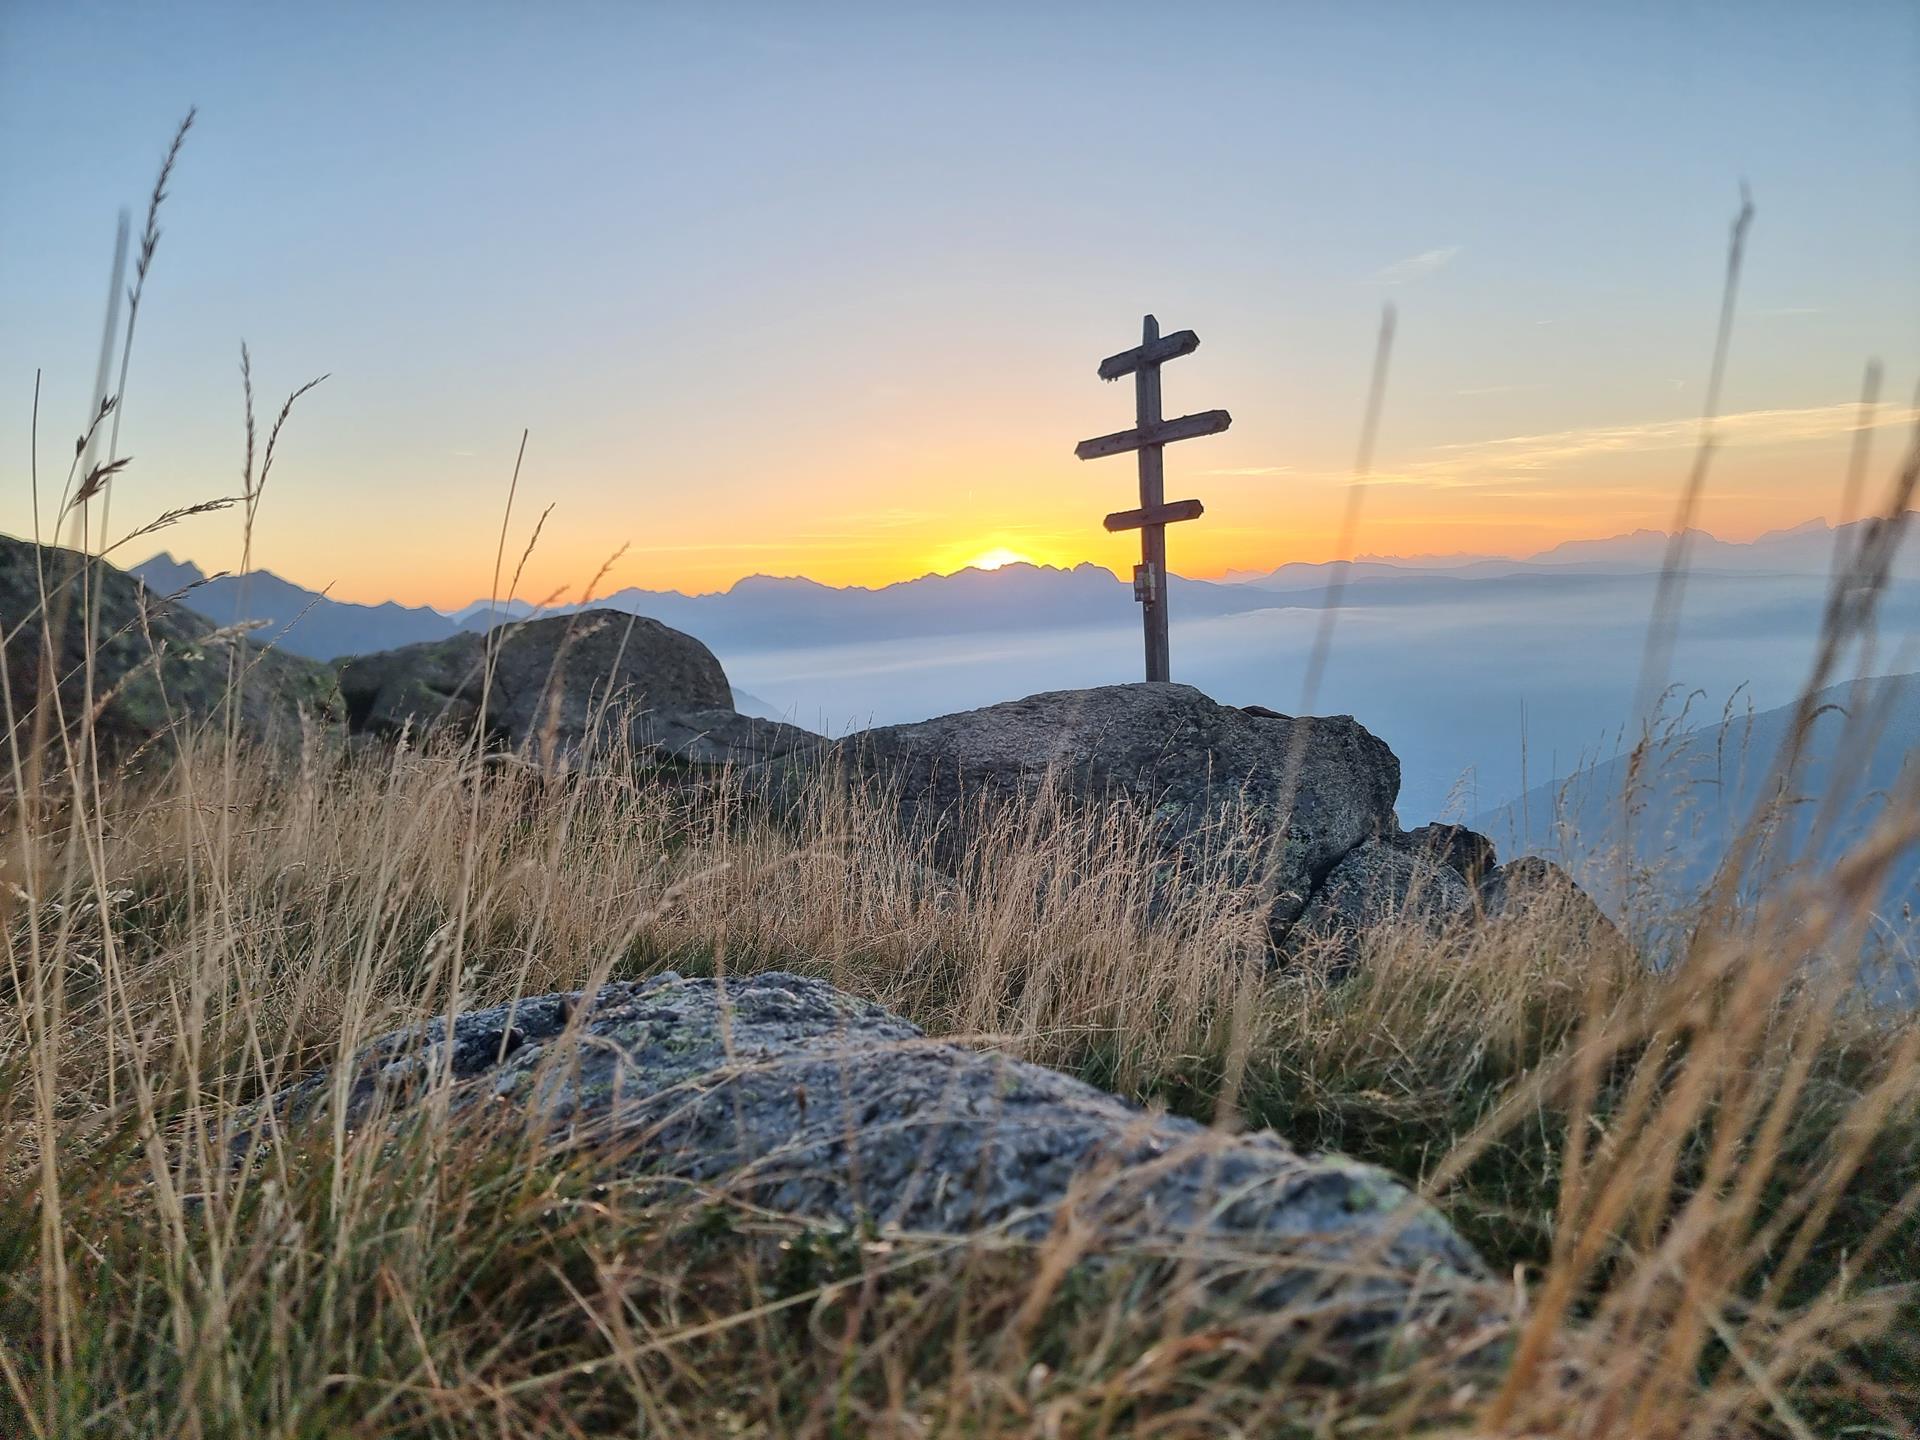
top-left (336, 609), bottom-right (818, 769)
top-left (1, 532), bottom-right (335, 759)
top-left (839, 684), bottom-right (1400, 939)
top-left (244, 970), bottom-right (1490, 1330)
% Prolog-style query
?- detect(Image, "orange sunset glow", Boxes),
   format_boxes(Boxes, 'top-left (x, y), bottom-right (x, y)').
top-left (6, 4), bottom-right (1914, 616)
top-left (185, 396), bottom-right (1907, 609)
top-left (8, 6), bottom-right (1920, 1428)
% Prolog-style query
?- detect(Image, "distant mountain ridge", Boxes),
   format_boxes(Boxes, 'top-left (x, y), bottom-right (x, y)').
top-left (128, 556), bottom-right (1296, 661)
top-left (135, 554), bottom-right (458, 659)
top-left (125, 512), bottom-right (1916, 664)
top-left (1232, 514), bottom-right (1914, 591)
top-left (551, 564), bottom-right (1275, 653)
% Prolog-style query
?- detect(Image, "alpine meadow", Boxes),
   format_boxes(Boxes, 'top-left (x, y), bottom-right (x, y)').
top-left (5, 7), bottom-right (1920, 1438)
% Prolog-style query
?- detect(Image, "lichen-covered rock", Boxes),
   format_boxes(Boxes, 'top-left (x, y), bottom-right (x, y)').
top-left (335, 609), bottom-right (819, 769)
top-left (838, 685), bottom-right (1400, 939)
top-left (246, 971), bottom-right (1488, 1324)
top-left (1293, 837), bottom-right (1474, 972)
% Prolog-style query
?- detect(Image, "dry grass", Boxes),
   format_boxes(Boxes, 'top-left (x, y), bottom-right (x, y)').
top-left (6, 111), bottom-right (1917, 1440)
top-left (0, 704), bottom-right (1916, 1437)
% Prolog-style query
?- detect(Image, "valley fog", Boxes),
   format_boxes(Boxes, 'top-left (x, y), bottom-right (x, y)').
top-left (725, 571), bottom-right (1920, 823)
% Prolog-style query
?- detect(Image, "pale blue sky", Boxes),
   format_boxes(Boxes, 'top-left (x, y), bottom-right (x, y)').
top-left (4, 1), bottom-right (1916, 603)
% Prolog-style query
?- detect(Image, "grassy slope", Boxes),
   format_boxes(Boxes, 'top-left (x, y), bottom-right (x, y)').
top-left (3, 725), bottom-right (1916, 1438)
top-left (17, 102), bottom-right (1914, 1440)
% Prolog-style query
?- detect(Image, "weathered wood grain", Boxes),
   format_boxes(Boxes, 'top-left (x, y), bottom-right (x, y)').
top-left (1073, 408), bottom-right (1233, 461)
top-left (1103, 498), bottom-right (1205, 532)
top-left (1096, 328), bottom-right (1200, 381)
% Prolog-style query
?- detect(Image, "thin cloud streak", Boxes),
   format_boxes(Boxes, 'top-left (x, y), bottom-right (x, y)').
top-left (1226, 401), bottom-right (1913, 493)
top-left (1372, 246), bottom-right (1461, 285)
top-left (1365, 402), bottom-right (1915, 490)
top-left (618, 538), bottom-right (897, 555)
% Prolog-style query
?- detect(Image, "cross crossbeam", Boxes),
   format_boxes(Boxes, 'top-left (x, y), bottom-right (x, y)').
top-left (1103, 498), bottom-right (1204, 532)
top-left (1073, 409), bottom-right (1232, 461)
top-left (1096, 328), bottom-right (1200, 380)
top-left (1075, 315), bottom-right (1229, 683)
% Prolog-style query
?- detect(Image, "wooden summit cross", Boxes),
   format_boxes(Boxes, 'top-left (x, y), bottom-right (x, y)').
top-left (1076, 315), bottom-right (1230, 683)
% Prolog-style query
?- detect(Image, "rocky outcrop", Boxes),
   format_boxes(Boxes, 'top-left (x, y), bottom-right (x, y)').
top-left (1288, 827), bottom-right (1634, 970)
top-left (1396, 823), bottom-right (1498, 887)
top-left (829, 684), bottom-right (1627, 962)
top-left (1, 532), bottom-right (335, 759)
top-left (336, 609), bottom-right (819, 769)
top-left (1292, 838), bottom-right (1475, 971)
top-left (0, 541), bottom-right (818, 776)
top-left (841, 684), bottom-right (1400, 939)
top-left (1479, 855), bottom-right (1629, 952)
top-left (244, 970), bottom-right (1490, 1329)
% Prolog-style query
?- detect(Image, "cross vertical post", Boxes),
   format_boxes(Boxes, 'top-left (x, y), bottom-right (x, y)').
top-left (1135, 315), bottom-right (1171, 681)
top-left (1076, 313), bottom-right (1230, 684)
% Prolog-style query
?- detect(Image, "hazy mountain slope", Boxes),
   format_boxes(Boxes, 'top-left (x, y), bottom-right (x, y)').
top-left (729, 687), bottom-right (788, 721)
top-left (445, 598), bottom-right (537, 625)
top-left (1542, 516), bottom-right (1920, 575)
top-left (1234, 513), bottom-right (1918, 589)
top-left (133, 555), bottom-right (460, 660)
top-left (1526, 527), bottom-right (1717, 568)
top-left (1474, 673), bottom-right (1920, 945)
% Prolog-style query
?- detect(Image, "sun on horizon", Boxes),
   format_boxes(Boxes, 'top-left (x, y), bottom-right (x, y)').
top-left (959, 546), bottom-right (1034, 572)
